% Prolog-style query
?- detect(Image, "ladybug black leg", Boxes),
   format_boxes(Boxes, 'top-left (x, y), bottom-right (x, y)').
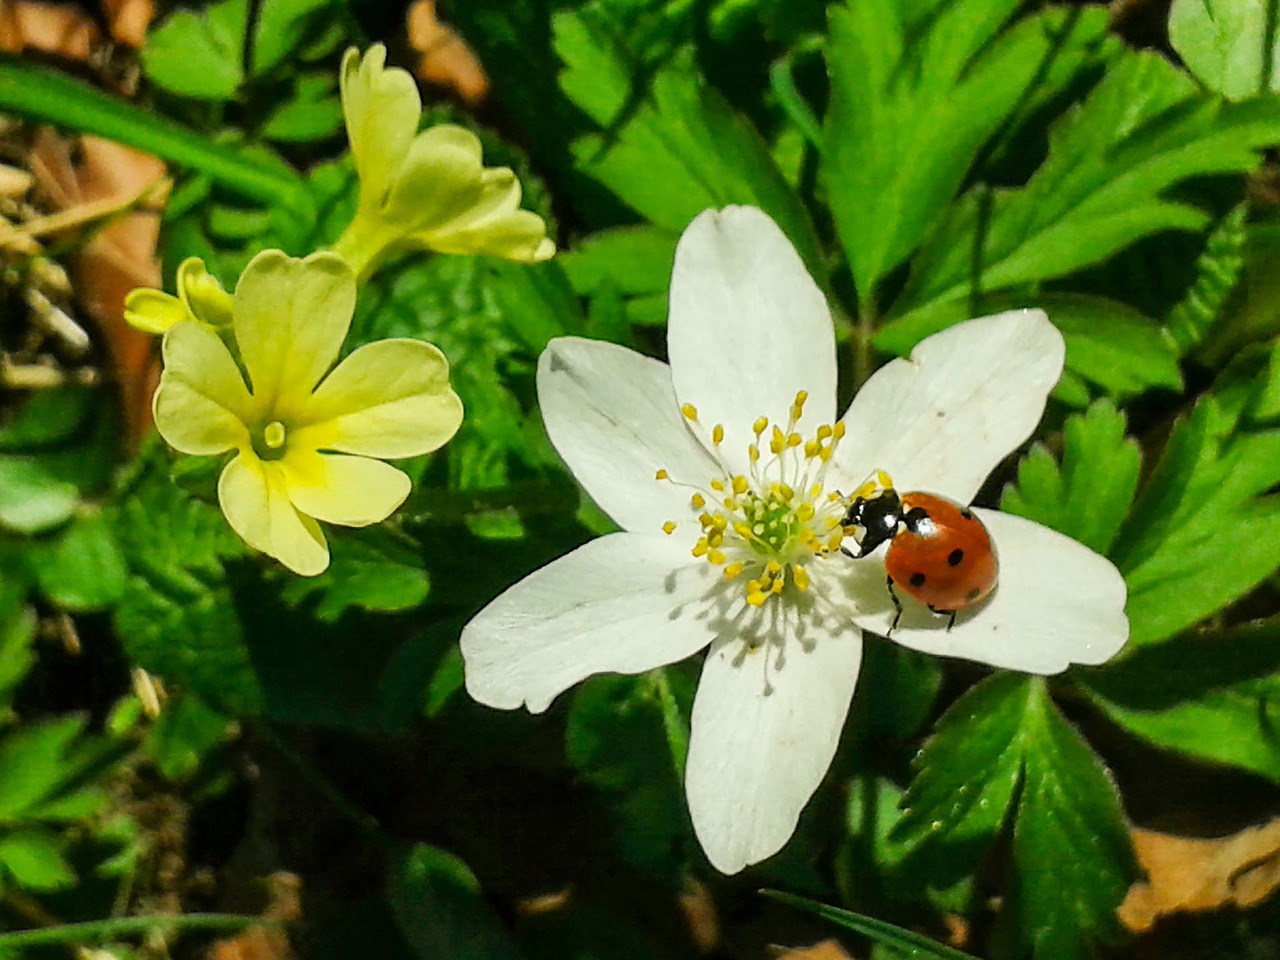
top-left (886, 575), bottom-right (903, 637)
top-left (927, 604), bottom-right (959, 632)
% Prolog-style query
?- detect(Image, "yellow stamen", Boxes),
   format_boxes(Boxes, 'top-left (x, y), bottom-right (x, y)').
top-left (662, 521), bottom-right (677, 535)
top-left (712, 424), bottom-right (725, 445)
top-left (682, 403), bottom-right (698, 421)
top-left (655, 468), bottom-right (669, 480)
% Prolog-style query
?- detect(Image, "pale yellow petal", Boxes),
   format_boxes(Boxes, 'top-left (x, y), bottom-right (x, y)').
top-left (233, 250), bottom-right (356, 413)
top-left (154, 321), bottom-right (253, 455)
top-left (124, 289), bottom-right (188, 334)
top-left (380, 124), bottom-right (486, 228)
top-left (340, 44), bottom-right (420, 205)
top-left (176, 257), bottom-right (233, 327)
top-left (292, 339), bottom-right (463, 458)
top-left (277, 449), bottom-right (411, 527)
top-left (218, 454), bottom-right (329, 576)
top-left (404, 164), bottom-right (555, 262)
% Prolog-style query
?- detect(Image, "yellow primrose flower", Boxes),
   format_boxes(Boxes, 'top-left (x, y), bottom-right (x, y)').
top-left (153, 249), bottom-right (464, 576)
top-left (124, 257), bottom-right (234, 334)
top-left (331, 44), bottom-right (556, 281)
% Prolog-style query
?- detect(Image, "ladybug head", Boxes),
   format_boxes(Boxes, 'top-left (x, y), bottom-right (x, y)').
top-left (842, 487), bottom-right (904, 557)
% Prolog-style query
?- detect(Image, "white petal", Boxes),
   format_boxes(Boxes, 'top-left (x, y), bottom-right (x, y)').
top-left (835, 310), bottom-right (1064, 503)
top-left (667, 207), bottom-right (837, 465)
top-left (841, 509), bottom-right (1128, 674)
top-left (460, 533), bottom-right (719, 713)
top-left (538, 337), bottom-right (718, 534)
top-left (685, 619), bottom-right (863, 874)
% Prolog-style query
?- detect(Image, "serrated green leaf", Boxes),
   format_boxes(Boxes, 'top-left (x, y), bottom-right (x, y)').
top-left (148, 691), bottom-right (235, 783)
top-left (280, 527), bottom-right (429, 623)
top-left (1001, 400), bottom-right (1140, 555)
top-left (1084, 616), bottom-right (1280, 782)
top-left (0, 581), bottom-right (35, 710)
top-left (554, 10), bottom-right (823, 273)
top-left (823, 2), bottom-right (1114, 301)
top-left (1169, 0), bottom-right (1280, 101)
top-left (29, 512), bottom-right (127, 611)
top-left (260, 74), bottom-right (344, 143)
top-left (1166, 203), bottom-right (1247, 355)
top-left (388, 843), bottom-right (521, 960)
top-left (566, 671), bottom-right (694, 876)
top-left (895, 676), bottom-right (1133, 960)
top-left (887, 51), bottom-right (1280, 331)
top-left (0, 459), bottom-right (79, 534)
top-left (559, 225), bottom-right (678, 300)
top-left (0, 717), bottom-right (115, 824)
top-left (0, 829), bottom-right (75, 891)
top-left (0, 388), bottom-right (93, 450)
top-left (141, 0), bottom-right (249, 100)
top-left (1112, 394), bottom-right (1280, 646)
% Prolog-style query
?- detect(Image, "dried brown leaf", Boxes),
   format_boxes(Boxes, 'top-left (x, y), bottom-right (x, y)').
top-left (406, 0), bottom-right (489, 106)
top-left (1120, 819), bottom-right (1280, 932)
top-left (0, 1), bottom-right (102, 60)
top-left (99, 0), bottom-right (152, 48)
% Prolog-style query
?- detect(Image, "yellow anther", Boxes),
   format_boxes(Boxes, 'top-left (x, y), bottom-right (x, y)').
top-left (853, 479), bottom-right (877, 499)
top-left (876, 469), bottom-right (892, 487)
top-left (709, 515), bottom-right (727, 531)
top-left (746, 591), bottom-right (768, 607)
top-left (819, 447), bottom-right (833, 462)
top-left (787, 432), bottom-right (802, 448)
top-left (655, 468), bottom-right (669, 480)
top-left (810, 483), bottom-right (824, 498)
top-left (778, 483), bottom-right (795, 501)
top-left (692, 539), bottom-right (709, 558)
top-left (682, 403), bottom-right (698, 421)
top-left (794, 389), bottom-right (809, 406)
top-left (833, 422), bottom-right (847, 439)
top-left (747, 578), bottom-right (762, 593)
top-left (708, 532), bottom-right (723, 548)
top-left (771, 578), bottom-right (785, 594)
top-left (770, 425), bottom-right (786, 454)
top-left (734, 521), bottom-right (754, 539)
top-left (732, 475), bottom-right (749, 495)
top-left (712, 424), bottom-right (725, 445)
top-left (817, 424), bottom-right (832, 440)
top-left (753, 416), bottom-right (768, 436)
top-left (766, 561), bottom-right (783, 575)
top-left (662, 521), bottom-right (677, 535)
top-left (724, 562), bottom-right (745, 580)
top-left (691, 493), bottom-right (706, 508)
top-left (797, 503), bottom-right (815, 522)
top-left (699, 512), bottom-right (715, 528)
top-left (793, 565), bottom-right (811, 591)
top-left (804, 439), bottom-right (820, 458)
top-left (708, 549), bottom-right (726, 565)
top-left (749, 445), bottom-right (760, 463)
top-left (827, 532), bottom-right (844, 551)
top-left (710, 479), bottom-right (725, 492)
top-left (828, 490), bottom-right (841, 502)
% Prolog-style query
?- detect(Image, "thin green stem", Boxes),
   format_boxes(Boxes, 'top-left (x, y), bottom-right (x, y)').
top-left (853, 295), bottom-right (878, 391)
top-left (0, 914), bottom-right (266, 949)
top-left (653, 669), bottom-right (689, 780)
top-left (0, 57), bottom-right (305, 207)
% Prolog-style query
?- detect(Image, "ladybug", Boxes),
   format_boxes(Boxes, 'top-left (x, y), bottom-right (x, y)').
top-left (841, 485), bottom-right (997, 633)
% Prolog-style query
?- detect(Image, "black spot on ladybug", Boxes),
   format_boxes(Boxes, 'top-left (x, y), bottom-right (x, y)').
top-left (948, 548), bottom-right (964, 566)
top-left (960, 508), bottom-right (974, 521)
top-left (910, 572), bottom-right (927, 587)
top-left (966, 587), bottom-right (981, 602)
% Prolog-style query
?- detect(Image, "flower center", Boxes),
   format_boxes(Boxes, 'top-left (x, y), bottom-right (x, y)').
top-left (252, 419), bottom-right (290, 461)
top-left (658, 391), bottom-right (850, 608)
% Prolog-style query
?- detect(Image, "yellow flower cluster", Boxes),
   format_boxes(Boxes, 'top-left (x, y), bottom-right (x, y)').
top-left (124, 45), bottom-right (555, 574)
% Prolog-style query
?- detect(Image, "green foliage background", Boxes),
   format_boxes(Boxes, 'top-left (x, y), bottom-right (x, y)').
top-left (4, 0), bottom-right (1280, 957)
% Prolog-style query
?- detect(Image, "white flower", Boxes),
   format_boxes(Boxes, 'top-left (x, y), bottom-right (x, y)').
top-left (459, 206), bottom-right (1129, 874)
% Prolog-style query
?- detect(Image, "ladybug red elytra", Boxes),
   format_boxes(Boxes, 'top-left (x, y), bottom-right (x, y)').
top-left (841, 479), bottom-right (997, 634)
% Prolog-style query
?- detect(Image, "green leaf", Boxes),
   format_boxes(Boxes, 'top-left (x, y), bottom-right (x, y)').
top-left (29, 512), bottom-right (127, 611)
top-left (141, 0), bottom-right (248, 99)
top-left (0, 59), bottom-right (305, 205)
top-left (0, 716), bottom-right (115, 824)
top-left (0, 829), bottom-right (75, 891)
top-left (823, 2), bottom-right (1114, 300)
top-left (260, 74), bottom-right (344, 143)
top-left (1084, 616), bottom-right (1280, 783)
top-left (566, 671), bottom-right (694, 876)
top-left (1112, 394), bottom-right (1280, 646)
top-left (0, 581), bottom-right (35, 710)
top-left (895, 676), bottom-right (1134, 960)
top-left (280, 527), bottom-right (429, 624)
top-left (1169, 0), bottom-right (1280, 101)
top-left (0, 459), bottom-right (79, 534)
top-left (147, 691), bottom-right (235, 783)
top-left (251, 0), bottom-right (336, 75)
top-left (388, 843), bottom-right (521, 960)
top-left (888, 51), bottom-right (1280, 331)
top-left (554, 10), bottom-right (823, 273)
top-left (112, 458), bottom-right (260, 715)
top-left (1165, 203), bottom-right (1247, 355)
top-left (1001, 400), bottom-right (1141, 555)
top-left (762, 889), bottom-right (979, 960)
